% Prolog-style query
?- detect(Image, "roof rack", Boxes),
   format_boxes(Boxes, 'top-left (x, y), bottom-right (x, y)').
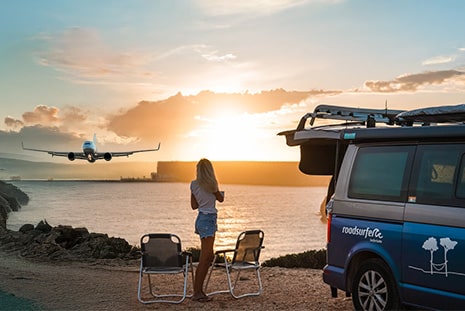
top-left (279, 104), bottom-right (465, 176)
top-left (296, 104), bottom-right (465, 131)
top-left (296, 104), bottom-right (405, 130)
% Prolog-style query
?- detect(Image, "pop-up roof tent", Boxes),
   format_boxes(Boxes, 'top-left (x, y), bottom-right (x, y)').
top-left (278, 104), bottom-right (465, 177)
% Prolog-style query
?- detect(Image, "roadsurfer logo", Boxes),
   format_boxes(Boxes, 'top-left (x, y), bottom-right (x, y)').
top-left (341, 225), bottom-right (384, 244)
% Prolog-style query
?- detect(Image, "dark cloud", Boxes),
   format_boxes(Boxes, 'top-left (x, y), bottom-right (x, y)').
top-left (19, 125), bottom-right (81, 144)
top-left (364, 70), bottom-right (465, 92)
top-left (0, 125), bottom-right (83, 158)
top-left (4, 117), bottom-right (23, 129)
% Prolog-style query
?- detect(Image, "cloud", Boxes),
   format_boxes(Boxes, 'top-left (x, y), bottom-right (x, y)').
top-left (202, 51), bottom-right (237, 63)
top-left (156, 44), bottom-right (238, 64)
top-left (422, 55), bottom-right (455, 66)
top-left (37, 28), bottom-right (155, 85)
top-left (364, 70), bottom-right (465, 92)
top-left (4, 117), bottom-right (23, 130)
top-left (105, 89), bottom-right (332, 141)
top-left (22, 105), bottom-right (60, 125)
top-left (194, 0), bottom-right (337, 16)
top-left (5, 104), bottom-right (92, 136)
top-left (5, 91), bottom-right (316, 161)
top-left (37, 29), bottom-right (245, 97)
top-left (61, 106), bottom-right (87, 124)
top-left (4, 80), bottom-right (464, 162)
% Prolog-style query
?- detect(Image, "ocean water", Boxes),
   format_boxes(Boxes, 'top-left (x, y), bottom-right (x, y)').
top-left (7, 181), bottom-right (328, 260)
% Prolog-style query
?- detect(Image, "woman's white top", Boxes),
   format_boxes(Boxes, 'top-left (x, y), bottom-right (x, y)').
top-left (190, 180), bottom-right (217, 214)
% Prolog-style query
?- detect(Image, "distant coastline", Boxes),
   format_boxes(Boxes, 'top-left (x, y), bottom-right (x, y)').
top-left (0, 157), bottom-right (330, 187)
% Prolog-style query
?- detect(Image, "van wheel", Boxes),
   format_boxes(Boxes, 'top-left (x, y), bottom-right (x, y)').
top-left (352, 258), bottom-right (400, 311)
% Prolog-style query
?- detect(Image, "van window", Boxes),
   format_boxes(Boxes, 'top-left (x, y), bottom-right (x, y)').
top-left (412, 145), bottom-right (465, 207)
top-left (348, 146), bottom-right (414, 202)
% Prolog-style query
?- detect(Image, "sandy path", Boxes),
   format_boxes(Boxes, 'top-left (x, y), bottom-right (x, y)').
top-left (0, 252), bottom-right (353, 310)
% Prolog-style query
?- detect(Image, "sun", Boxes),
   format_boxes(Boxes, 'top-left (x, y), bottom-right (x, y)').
top-left (210, 114), bottom-right (256, 160)
top-left (178, 107), bottom-right (299, 162)
top-left (188, 113), bottom-right (265, 161)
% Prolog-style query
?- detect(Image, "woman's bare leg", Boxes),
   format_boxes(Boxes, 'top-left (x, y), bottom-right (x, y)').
top-left (193, 235), bottom-right (215, 298)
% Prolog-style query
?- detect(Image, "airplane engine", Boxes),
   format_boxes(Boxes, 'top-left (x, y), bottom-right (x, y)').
top-left (104, 152), bottom-right (112, 161)
top-left (67, 152), bottom-right (75, 161)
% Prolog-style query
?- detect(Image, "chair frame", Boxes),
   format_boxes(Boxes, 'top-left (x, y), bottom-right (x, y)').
top-left (137, 233), bottom-right (194, 304)
top-left (205, 230), bottom-right (265, 299)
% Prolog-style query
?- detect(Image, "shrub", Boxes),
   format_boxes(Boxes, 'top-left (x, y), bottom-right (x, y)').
top-left (185, 247), bottom-right (327, 269)
top-left (185, 247), bottom-right (225, 263)
top-left (262, 249), bottom-right (327, 269)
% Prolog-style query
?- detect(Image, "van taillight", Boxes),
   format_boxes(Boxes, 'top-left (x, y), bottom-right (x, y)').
top-left (327, 212), bottom-right (332, 243)
top-left (325, 197), bottom-right (334, 243)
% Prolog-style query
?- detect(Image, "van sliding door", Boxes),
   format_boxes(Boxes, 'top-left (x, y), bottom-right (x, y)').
top-left (403, 144), bottom-right (465, 309)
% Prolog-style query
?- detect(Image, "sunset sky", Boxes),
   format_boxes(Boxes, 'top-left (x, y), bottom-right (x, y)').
top-left (1, 0), bottom-right (465, 163)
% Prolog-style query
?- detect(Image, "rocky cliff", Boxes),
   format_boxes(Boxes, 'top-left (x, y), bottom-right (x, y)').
top-left (0, 181), bottom-right (29, 231)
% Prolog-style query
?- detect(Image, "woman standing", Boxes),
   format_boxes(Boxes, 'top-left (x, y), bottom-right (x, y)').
top-left (190, 158), bottom-right (224, 302)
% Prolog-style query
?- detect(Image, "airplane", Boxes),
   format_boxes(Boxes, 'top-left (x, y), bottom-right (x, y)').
top-left (22, 134), bottom-right (161, 163)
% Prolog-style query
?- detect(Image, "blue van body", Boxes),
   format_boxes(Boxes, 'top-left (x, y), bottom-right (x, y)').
top-left (325, 142), bottom-right (465, 310)
top-left (326, 212), bottom-right (465, 309)
top-left (279, 104), bottom-right (465, 310)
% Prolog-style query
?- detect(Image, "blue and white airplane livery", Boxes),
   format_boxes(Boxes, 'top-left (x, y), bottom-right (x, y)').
top-left (22, 134), bottom-right (160, 163)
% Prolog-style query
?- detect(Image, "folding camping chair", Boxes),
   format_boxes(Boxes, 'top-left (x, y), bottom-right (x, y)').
top-left (137, 233), bottom-right (193, 304)
top-left (205, 230), bottom-right (265, 299)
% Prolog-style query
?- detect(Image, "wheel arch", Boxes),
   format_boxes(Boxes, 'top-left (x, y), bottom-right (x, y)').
top-left (345, 246), bottom-right (401, 296)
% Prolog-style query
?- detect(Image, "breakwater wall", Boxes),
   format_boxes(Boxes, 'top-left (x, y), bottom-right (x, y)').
top-left (155, 161), bottom-right (330, 187)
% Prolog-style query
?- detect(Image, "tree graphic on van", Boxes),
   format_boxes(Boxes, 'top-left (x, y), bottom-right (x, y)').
top-left (421, 237), bottom-right (458, 276)
top-left (422, 237), bottom-right (438, 275)
top-left (439, 237), bottom-right (458, 277)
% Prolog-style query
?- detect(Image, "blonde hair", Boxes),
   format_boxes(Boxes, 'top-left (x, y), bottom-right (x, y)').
top-left (196, 158), bottom-right (219, 193)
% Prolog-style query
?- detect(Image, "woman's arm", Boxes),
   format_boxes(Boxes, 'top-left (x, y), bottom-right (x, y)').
top-left (214, 190), bottom-right (224, 203)
top-left (191, 193), bottom-right (199, 210)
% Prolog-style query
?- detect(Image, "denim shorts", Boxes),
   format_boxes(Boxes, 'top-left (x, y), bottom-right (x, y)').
top-left (195, 213), bottom-right (217, 239)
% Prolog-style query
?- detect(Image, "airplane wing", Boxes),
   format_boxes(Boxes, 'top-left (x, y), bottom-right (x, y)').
top-left (21, 142), bottom-right (87, 159)
top-left (95, 142), bottom-right (161, 159)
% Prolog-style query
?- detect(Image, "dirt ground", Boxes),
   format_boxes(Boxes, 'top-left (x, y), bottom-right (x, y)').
top-left (0, 252), bottom-right (353, 310)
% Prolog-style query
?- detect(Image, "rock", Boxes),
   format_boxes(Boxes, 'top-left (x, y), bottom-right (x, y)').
top-left (0, 181), bottom-right (29, 205)
top-left (0, 202), bottom-right (7, 230)
top-left (19, 224), bottom-right (34, 233)
top-left (0, 181), bottom-right (29, 231)
top-left (1, 195), bottom-right (21, 212)
top-left (0, 195), bottom-right (11, 230)
top-left (35, 220), bottom-right (52, 233)
top-left (0, 222), bottom-right (139, 262)
top-left (55, 226), bottom-right (89, 249)
top-left (0, 195), bottom-right (12, 213)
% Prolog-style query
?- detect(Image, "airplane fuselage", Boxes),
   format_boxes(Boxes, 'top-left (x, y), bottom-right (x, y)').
top-left (82, 140), bottom-right (97, 162)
